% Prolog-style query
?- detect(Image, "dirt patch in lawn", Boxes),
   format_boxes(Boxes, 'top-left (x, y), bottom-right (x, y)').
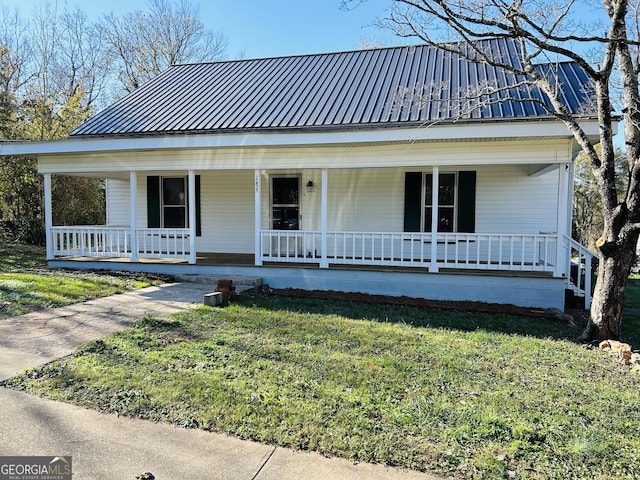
top-left (257, 284), bottom-right (587, 325)
top-left (53, 268), bottom-right (175, 283)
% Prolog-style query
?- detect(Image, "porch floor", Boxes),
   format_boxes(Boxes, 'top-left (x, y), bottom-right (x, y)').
top-left (55, 252), bottom-right (555, 278)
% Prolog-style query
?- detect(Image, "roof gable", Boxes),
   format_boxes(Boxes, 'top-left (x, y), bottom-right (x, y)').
top-left (71, 38), bottom-right (593, 137)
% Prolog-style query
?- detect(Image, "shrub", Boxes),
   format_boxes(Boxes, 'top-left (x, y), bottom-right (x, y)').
top-left (3, 217), bottom-right (46, 245)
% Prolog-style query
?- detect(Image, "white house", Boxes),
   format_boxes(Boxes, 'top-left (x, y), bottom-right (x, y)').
top-left (0, 38), bottom-right (599, 310)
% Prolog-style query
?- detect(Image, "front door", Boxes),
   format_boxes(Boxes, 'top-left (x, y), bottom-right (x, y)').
top-left (271, 176), bottom-right (300, 257)
top-left (271, 176), bottom-right (300, 230)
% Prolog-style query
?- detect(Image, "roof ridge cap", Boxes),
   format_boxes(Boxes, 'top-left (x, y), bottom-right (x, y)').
top-left (172, 43), bottom-right (434, 67)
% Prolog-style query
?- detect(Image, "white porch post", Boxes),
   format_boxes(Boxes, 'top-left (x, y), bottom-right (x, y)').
top-left (555, 163), bottom-right (569, 277)
top-left (430, 167), bottom-right (439, 273)
top-left (129, 171), bottom-right (138, 262)
top-left (188, 170), bottom-right (196, 264)
top-left (320, 169), bottom-right (328, 268)
top-left (43, 173), bottom-right (53, 260)
top-left (254, 169), bottom-right (263, 266)
top-left (566, 160), bottom-right (575, 239)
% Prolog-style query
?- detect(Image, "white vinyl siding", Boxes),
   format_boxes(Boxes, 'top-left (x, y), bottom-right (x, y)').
top-left (259, 168), bottom-right (406, 232)
top-left (131, 171), bottom-right (254, 253)
top-left (476, 165), bottom-right (559, 234)
top-left (105, 178), bottom-right (129, 226)
top-left (197, 171), bottom-right (254, 253)
top-left (326, 168), bottom-right (405, 232)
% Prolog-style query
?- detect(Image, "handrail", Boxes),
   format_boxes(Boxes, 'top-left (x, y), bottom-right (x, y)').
top-left (565, 236), bottom-right (597, 309)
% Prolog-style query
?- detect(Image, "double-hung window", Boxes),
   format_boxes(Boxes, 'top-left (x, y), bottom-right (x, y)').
top-left (161, 177), bottom-right (187, 228)
top-left (424, 172), bottom-right (457, 232)
top-left (146, 175), bottom-right (201, 235)
top-left (404, 171), bottom-right (476, 233)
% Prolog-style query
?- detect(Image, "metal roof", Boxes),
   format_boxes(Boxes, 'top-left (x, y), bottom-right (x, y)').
top-left (71, 38), bottom-right (594, 137)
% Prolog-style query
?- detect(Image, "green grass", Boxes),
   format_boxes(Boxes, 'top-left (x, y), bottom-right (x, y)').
top-left (621, 276), bottom-right (640, 346)
top-left (3, 242), bottom-right (640, 478)
top-left (5, 292), bottom-right (640, 480)
top-left (0, 242), bottom-right (160, 317)
top-left (624, 276), bottom-right (640, 307)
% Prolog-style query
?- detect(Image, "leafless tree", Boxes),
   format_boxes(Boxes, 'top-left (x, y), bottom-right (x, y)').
top-left (344, 0), bottom-right (640, 341)
top-left (25, 3), bottom-right (109, 139)
top-left (57, 7), bottom-right (111, 110)
top-left (1, 0), bottom-right (228, 235)
top-left (0, 3), bottom-right (108, 228)
top-left (0, 6), bottom-right (33, 139)
top-left (102, 0), bottom-right (228, 93)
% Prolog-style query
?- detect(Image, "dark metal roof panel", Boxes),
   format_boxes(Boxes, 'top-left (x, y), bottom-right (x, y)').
top-left (70, 38), bottom-right (595, 136)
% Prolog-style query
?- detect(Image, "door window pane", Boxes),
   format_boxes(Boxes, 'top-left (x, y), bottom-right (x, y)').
top-left (272, 177), bottom-right (300, 230)
top-left (272, 177), bottom-right (299, 204)
top-left (272, 207), bottom-right (299, 230)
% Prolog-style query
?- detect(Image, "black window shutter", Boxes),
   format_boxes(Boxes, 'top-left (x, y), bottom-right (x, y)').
top-left (146, 176), bottom-right (160, 228)
top-left (404, 172), bottom-right (422, 232)
top-left (457, 171), bottom-right (476, 233)
top-left (195, 175), bottom-right (202, 237)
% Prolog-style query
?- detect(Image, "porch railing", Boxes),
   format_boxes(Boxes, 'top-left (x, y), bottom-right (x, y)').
top-left (259, 230), bottom-right (323, 263)
top-left (260, 230), bottom-right (558, 273)
top-left (135, 228), bottom-right (191, 258)
top-left (51, 226), bottom-right (131, 258)
top-left (52, 226), bottom-right (570, 279)
top-left (565, 236), bottom-right (597, 309)
top-left (434, 233), bottom-right (556, 271)
top-left (51, 226), bottom-right (191, 260)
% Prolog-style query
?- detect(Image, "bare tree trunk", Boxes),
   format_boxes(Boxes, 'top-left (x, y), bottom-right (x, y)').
top-left (580, 234), bottom-right (639, 341)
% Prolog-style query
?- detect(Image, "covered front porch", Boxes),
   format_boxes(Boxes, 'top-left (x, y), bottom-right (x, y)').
top-left (49, 226), bottom-right (562, 273)
top-left (47, 226), bottom-right (595, 307)
top-left (42, 162), bottom-right (597, 309)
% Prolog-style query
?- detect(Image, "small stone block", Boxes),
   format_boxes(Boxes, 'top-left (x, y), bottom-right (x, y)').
top-left (203, 292), bottom-right (223, 306)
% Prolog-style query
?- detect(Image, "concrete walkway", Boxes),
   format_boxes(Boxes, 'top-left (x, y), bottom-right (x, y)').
top-left (0, 283), bottom-right (442, 480)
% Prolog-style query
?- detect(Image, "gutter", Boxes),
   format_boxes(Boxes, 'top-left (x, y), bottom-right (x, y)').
top-left (0, 118), bottom-right (602, 157)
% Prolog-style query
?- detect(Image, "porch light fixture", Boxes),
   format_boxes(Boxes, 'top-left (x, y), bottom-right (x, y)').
top-left (306, 180), bottom-right (314, 192)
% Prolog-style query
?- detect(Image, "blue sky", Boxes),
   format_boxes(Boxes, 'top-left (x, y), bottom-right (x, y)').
top-left (0, 0), bottom-right (625, 147)
top-left (0, 0), bottom-right (398, 59)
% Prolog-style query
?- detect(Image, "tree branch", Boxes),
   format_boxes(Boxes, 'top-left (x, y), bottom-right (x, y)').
top-left (390, 0), bottom-right (603, 77)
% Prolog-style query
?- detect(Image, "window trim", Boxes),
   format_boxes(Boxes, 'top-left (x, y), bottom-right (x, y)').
top-left (160, 175), bottom-right (189, 228)
top-left (161, 176), bottom-right (188, 229)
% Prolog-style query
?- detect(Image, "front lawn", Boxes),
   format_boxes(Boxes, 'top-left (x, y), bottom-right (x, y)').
top-left (5, 292), bottom-right (640, 480)
top-left (0, 242), bottom-right (161, 317)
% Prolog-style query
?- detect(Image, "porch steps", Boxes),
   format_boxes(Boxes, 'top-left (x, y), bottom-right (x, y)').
top-left (565, 285), bottom-right (587, 310)
top-left (566, 283), bottom-right (586, 297)
top-left (174, 274), bottom-right (263, 293)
